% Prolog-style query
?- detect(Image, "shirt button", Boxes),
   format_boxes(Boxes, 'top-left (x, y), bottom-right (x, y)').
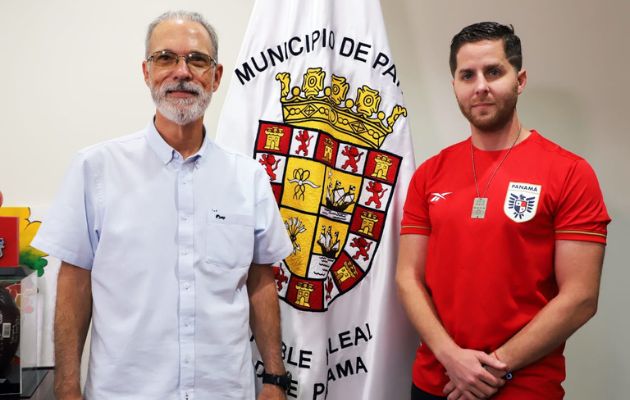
top-left (180, 215), bottom-right (188, 221)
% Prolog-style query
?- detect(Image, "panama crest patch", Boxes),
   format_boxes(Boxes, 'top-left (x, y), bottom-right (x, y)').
top-left (255, 68), bottom-right (406, 311)
top-left (503, 182), bottom-right (541, 223)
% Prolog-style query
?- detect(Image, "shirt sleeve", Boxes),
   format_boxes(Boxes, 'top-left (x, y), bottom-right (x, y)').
top-left (251, 167), bottom-right (293, 265)
top-left (554, 158), bottom-right (611, 244)
top-left (31, 152), bottom-right (99, 269)
top-left (400, 162), bottom-right (432, 236)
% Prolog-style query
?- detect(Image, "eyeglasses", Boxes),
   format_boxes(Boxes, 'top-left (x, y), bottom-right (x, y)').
top-left (146, 50), bottom-right (217, 74)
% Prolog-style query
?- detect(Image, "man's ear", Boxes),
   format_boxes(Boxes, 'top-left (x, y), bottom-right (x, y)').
top-left (212, 63), bottom-right (224, 93)
top-left (517, 68), bottom-right (527, 94)
top-left (142, 61), bottom-right (150, 86)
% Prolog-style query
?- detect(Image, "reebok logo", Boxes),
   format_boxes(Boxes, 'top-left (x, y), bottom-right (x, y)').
top-left (430, 192), bottom-right (452, 203)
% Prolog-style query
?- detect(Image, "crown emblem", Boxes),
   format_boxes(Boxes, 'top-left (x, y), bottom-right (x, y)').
top-left (276, 68), bottom-right (407, 149)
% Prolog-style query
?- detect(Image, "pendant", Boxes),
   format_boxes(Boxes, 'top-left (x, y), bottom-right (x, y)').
top-left (471, 197), bottom-right (488, 219)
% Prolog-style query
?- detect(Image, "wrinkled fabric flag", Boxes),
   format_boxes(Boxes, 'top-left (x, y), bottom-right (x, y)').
top-left (217, 0), bottom-right (418, 398)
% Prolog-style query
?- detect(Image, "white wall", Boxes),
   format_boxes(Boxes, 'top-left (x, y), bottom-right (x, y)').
top-left (1, 0), bottom-right (627, 398)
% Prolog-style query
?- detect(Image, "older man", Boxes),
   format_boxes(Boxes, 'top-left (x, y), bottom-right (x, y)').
top-left (33, 11), bottom-right (292, 400)
top-left (397, 22), bottom-right (610, 399)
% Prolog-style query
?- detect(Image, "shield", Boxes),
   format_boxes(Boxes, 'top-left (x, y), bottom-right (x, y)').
top-left (255, 120), bottom-right (401, 311)
top-left (503, 181), bottom-right (542, 223)
top-left (254, 68), bottom-right (405, 311)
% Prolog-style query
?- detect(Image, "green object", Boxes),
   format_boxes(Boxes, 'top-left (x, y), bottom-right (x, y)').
top-left (20, 247), bottom-right (48, 277)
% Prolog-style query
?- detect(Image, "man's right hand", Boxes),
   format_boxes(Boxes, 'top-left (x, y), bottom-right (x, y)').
top-left (440, 347), bottom-right (507, 398)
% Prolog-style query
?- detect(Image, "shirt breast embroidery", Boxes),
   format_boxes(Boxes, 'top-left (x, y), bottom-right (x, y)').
top-left (503, 182), bottom-right (542, 222)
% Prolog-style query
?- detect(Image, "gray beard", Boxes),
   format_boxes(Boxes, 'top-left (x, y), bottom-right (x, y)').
top-left (151, 81), bottom-right (212, 126)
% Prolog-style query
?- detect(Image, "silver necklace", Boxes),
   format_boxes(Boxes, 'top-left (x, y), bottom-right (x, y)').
top-left (470, 125), bottom-right (522, 219)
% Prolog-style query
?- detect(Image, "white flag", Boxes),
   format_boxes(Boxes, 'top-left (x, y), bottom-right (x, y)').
top-left (217, 0), bottom-right (418, 398)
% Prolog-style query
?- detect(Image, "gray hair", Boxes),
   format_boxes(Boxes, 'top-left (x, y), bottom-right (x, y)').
top-left (145, 11), bottom-right (219, 61)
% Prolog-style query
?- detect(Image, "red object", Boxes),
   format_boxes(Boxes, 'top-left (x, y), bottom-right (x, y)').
top-left (401, 131), bottom-right (611, 398)
top-left (255, 122), bottom-right (292, 154)
top-left (286, 276), bottom-right (325, 311)
top-left (314, 133), bottom-right (339, 167)
top-left (349, 206), bottom-right (385, 240)
top-left (0, 216), bottom-right (19, 268)
top-left (364, 150), bottom-right (400, 184)
top-left (330, 252), bottom-right (364, 292)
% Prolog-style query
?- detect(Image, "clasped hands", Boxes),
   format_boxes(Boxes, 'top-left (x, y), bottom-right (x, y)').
top-left (441, 348), bottom-right (508, 400)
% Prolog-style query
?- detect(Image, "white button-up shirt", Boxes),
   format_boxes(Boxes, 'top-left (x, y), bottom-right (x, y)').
top-left (33, 122), bottom-right (292, 400)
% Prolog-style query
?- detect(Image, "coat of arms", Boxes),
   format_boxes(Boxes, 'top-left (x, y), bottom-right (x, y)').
top-left (255, 68), bottom-right (406, 311)
top-left (503, 182), bottom-right (542, 223)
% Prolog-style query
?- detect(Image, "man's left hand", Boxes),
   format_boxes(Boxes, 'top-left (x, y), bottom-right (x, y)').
top-left (258, 384), bottom-right (287, 400)
top-left (443, 355), bottom-right (506, 399)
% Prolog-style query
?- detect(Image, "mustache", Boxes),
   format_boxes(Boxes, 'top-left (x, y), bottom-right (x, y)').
top-left (160, 81), bottom-right (203, 96)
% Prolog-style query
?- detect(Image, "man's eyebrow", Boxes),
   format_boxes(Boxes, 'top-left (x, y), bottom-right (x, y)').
top-left (484, 63), bottom-right (504, 70)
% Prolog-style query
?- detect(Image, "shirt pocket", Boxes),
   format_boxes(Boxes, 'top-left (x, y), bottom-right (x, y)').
top-left (205, 211), bottom-right (255, 269)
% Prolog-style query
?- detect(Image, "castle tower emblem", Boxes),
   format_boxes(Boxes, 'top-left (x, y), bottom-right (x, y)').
top-left (359, 211), bottom-right (379, 237)
top-left (335, 261), bottom-right (358, 283)
top-left (372, 154), bottom-right (393, 179)
top-left (264, 126), bottom-right (285, 151)
top-left (295, 282), bottom-right (315, 307)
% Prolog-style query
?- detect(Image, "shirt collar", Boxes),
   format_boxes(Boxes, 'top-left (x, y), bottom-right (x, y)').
top-left (145, 119), bottom-right (209, 165)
